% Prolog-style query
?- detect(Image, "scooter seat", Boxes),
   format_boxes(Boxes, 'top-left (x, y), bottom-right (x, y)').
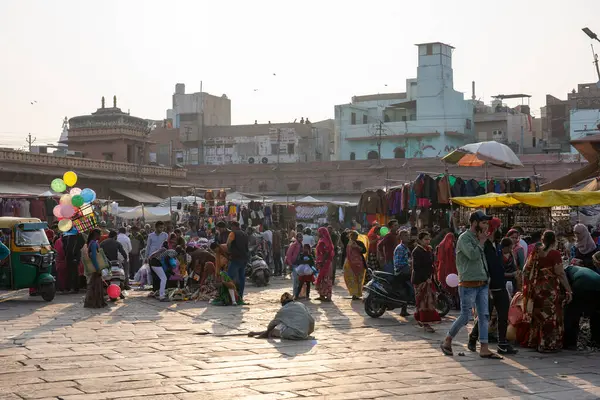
top-left (372, 270), bottom-right (394, 278)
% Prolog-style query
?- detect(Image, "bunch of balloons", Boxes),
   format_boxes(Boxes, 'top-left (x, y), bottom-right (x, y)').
top-left (50, 171), bottom-right (97, 232)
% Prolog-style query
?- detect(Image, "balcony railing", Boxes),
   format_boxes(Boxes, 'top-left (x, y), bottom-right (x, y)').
top-left (0, 149), bottom-right (186, 178)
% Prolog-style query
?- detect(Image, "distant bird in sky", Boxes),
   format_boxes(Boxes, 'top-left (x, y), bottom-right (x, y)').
top-left (273, 73), bottom-right (276, 76)
top-left (253, 89), bottom-right (258, 91)
top-left (30, 100), bottom-right (37, 104)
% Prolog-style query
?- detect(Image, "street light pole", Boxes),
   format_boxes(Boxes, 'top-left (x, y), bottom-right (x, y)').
top-left (582, 27), bottom-right (600, 82)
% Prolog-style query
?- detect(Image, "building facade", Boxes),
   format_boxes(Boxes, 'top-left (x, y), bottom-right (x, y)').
top-left (569, 109), bottom-right (600, 153)
top-left (473, 97), bottom-right (541, 153)
top-left (64, 97), bottom-right (151, 163)
top-left (334, 42), bottom-right (474, 161)
top-left (543, 83), bottom-right (600, 153)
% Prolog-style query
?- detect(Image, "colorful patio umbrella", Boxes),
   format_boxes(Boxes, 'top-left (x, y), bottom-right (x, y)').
top-left (442, 141), bottom-right (524, 169)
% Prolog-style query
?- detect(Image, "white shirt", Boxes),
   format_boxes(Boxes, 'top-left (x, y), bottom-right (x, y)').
top-left (117, 233), bottom-right (132, 262)
top-left (262, 230), bottom-right (273, 244)
top-left (303, 235), bottom-right (316, 248)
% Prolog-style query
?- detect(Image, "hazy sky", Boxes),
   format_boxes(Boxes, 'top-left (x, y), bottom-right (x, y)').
top-left (1, 0), bottom-right (600, 149)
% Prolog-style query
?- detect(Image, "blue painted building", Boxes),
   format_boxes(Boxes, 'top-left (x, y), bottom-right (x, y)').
top-left (333, 42), bottom-right (474, 160)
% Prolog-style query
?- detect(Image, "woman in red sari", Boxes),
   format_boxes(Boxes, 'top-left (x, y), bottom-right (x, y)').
top-left (516, 230), bottom-right (573, 352)
top-left (412, 231), bottom-right (441, 332)
top-left (315, 227), bottom-right (335, 302)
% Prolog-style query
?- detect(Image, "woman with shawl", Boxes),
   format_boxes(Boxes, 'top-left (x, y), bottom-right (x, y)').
top-left (84, 229), bottom-right (107, 309)
top-left (344, 231), bottom-right (367, 300)
top-left (435, 232), bottom-right (457, 300)
top-left (570, 224), bottom-right (599, 271)
top-left (315, 227), bottom-right (335, 302)
top-left (515, 230), bottom-right (572, 352)
top-left (412, 231), bottom-right (440, 332)
top-left (507, 229), bottom-right (526, 270)
top-left (366, 225), bottom-right (381, 271)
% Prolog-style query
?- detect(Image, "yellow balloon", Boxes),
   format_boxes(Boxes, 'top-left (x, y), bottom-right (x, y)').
top-left (63, 171), bottom-right (78, 187)
top-left (58, 219), bottom-right (73, 232)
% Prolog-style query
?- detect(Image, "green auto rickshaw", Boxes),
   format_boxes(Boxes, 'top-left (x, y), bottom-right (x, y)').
top-left (0, 217), bottom-right (56, 301)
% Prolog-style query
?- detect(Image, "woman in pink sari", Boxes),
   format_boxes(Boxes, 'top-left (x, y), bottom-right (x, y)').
top-left (54, 236), bottom-right (68, 293)
top-left (315, 227), bottom-right (335, 302)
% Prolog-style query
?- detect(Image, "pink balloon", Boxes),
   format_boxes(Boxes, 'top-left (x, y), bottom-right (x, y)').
top-left (70, 187), bottom-right (82, 196)
top-left (60, 204), bottom-right (75, 218)
top-left (107, 284), bottom-right (121, 299)
top-left (52, 205), bottom-right (62, 218)
top-left (446, 273), bottom-right (459, 288)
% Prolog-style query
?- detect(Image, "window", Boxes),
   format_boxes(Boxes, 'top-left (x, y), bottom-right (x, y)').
top-left (320, 182), bottom-right (331, 190)
top-left (367, 150), bottom-right (379, 160)
top-left (362, 114), bottom-right (368, 124)
top-left (352, 181), bottom-right (362, 190)
top-left (287, 183), bottom-right (300, 192)
top-left (103, 153), bottom-right (114, 161)
top-left (394, 148), bottom-right (406, 159)
top-left (401, 116), bottom-right (407, 122)
top-left (466, 119), bottom-right (472, 129)
top-left (287, 143), bottom-right (295, 154)
top-left (271, 143), bottom-right (279, 155)
top-left (349, 152), bottom-right (356, 161)
top-left (351, 112), bottom-right (356, 125)
top-left (426, 44), bottom-right (433, 55)
top-left (258, 182), bottom-right (268, 192)
top-left (384, 114), bottom-right (390, 123)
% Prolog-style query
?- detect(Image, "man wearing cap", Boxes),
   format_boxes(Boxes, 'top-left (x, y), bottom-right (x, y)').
top-left (441, 210), bottom-right (503, 359)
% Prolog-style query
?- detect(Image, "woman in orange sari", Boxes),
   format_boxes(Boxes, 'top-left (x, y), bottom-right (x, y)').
top-left (315, 227), bottom-right (335, 302)
top-left (344, 231), bottom-right (367, 300)
top-left (516, 231), bottom-right (572, 352)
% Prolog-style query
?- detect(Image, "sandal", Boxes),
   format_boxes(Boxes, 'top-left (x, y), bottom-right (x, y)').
top-left (440, 342), bottom-right (453, 356)
top-left (480, 352), bottom-right (504, 360)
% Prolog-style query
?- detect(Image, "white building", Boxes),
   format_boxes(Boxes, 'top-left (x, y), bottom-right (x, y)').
top-left (334, 42), bottom-right (474, 161)
top-left (570, 109), bottom-right (600, 153)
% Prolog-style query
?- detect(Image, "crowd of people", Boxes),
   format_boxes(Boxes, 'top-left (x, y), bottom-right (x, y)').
top-left (27, 210), bottom-right (600, 349)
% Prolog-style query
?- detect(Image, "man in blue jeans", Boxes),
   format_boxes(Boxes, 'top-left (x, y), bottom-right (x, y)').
top-left (227, 221), bottom-right (249, 304)
top-left (440, 210), bottom-right (503, 360)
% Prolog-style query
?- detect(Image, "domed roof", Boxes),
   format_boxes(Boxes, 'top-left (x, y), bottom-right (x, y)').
top-left (68, 96), bottom-right (149, 132)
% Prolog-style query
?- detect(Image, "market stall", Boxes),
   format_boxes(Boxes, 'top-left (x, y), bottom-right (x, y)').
top-left (451, 190), bottom-right (600, 234)
top-left (357, 172), bottom-right (540, 233)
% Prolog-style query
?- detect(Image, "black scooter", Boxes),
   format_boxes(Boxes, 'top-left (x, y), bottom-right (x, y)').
top-left (363, 269), bottom-right (451, 318)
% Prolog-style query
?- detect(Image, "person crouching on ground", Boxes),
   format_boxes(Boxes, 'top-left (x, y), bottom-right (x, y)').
top-left (148, 244), bottom-right (182, 302)
top-left (248, 292), bottom-right (315, 340)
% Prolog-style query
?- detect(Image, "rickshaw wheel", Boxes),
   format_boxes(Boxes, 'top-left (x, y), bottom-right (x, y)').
top-left (40, 284), bottom-right (56, 302)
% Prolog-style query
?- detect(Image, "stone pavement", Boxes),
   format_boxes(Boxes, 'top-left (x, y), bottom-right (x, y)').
top-left (1, 275), bottom-right (600, 400)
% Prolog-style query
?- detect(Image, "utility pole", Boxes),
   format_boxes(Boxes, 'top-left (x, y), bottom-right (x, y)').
top-left (375, 121), bottom-right (384, 163)
top-left (277, 128), bottom-right (281, 166)
top-left (26, 133), bottom-right (36, 151)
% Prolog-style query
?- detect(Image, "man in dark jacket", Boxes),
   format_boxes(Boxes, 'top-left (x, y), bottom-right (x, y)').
top-left (227, 221), bottom-right (249, 302)
top-left (63, 232), bottom-right (85, 293)
top-left (100, 230), bottom-right (129, 264)
top-left (468, 218), bottom-right (518, 355)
